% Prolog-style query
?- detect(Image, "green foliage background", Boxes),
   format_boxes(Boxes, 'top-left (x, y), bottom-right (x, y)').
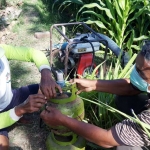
top-left (52, 0), bottom-right (150, 57)
top-left (2, 0), bottom-right (150, 149)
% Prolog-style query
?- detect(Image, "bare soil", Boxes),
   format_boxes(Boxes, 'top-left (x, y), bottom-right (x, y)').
top-left (0, 1), bottom-right (103, 150)
top-left (0, 1), bottom-right (51, 150)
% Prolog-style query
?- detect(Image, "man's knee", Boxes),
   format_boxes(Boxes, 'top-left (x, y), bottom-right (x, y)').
top-left (116, 145), bottom-right (150, 150)
top-left (0, 135), bottom-right (9, 150)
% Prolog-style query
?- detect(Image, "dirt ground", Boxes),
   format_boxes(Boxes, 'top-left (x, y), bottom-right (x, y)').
top-left (0, 1), bottom-right (52, 150)
top-left (0, 1), bottom-right (103, 150)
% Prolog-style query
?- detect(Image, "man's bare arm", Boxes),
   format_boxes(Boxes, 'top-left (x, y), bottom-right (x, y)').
top-left (40, 107), bottom-right (119, 148)
top-left (71, 78), bottom-right (140, 95)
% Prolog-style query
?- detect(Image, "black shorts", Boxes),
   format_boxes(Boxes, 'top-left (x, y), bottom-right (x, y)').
top-left (115, 93), bottom-right (149, 116)
top-left (0, 84), bottom-right (39, 138)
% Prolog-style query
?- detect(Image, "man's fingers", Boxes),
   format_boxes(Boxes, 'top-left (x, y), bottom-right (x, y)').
top-left (45, 88), bottom-right (51, 98)
top-left (38, 89), bottom-right (43, 94)
top-left (41, 84), bottom-right (62, 98)
top-left (31, 97), bottom-right (47, 105)
top-left (35, 102), bottom-right (46, 107)
top-left (40, 110), bottom-right (48, 118)
top-left (30, 94), bottom-right (47, 101)
top-left (56, 84), bottom-right (62, 94)
top-left (69, 78), bottom-right (77, 84)
top-left (39, 84), bottom-right (49, 98)
top-left (46, 106), bottom-right (54, 112)
top-left (76, 90), bottom-right (82, 94)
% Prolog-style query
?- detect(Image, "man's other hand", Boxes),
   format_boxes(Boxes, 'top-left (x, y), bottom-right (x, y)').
top-left (40, 69), bottom-right (62, 98)
top-left (70, 78), bottom-right (96, 94)
top-left (40, 106), bottom-right (63, 127)
top-left (15, 94), bottom-right (47, 116)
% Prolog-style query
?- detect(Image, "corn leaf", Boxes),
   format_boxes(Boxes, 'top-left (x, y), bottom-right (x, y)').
top-left (77, 3), bottom-right (114, 20)
top-left (131, 45), bottom-right (140, 51)
top-left (127, 30), bottom-right (134, 49)
top-left (91, 60), bottom-right (106, 77)
top-left (113, 0), bottom-right (123, 19)
top-left (118, 0), bottom-right (126, 10)
top-left (133, 35), bottom-right (149, 41)
top-left (104, 0), bottom-right (115, 18)
top-left (82, 11), bottom-right (110, 26)
top-left (118, 53), bottom-right (137, 78)
top-left (85, 20), bottom-right (107, 29)
top-left (127, 6), bottom-right (147, 25)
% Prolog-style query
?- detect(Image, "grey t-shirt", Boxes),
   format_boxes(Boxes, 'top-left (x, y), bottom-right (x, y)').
top-left (111, 110), bottom-right (150, 146)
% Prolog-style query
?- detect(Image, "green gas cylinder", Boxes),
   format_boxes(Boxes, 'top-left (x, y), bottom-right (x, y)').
top-left (46, 132), bottom-right (86, 150)
top-left (46, 84), bottom-right (85, 135)
top-left (46, 84), bottom-right (86, 149)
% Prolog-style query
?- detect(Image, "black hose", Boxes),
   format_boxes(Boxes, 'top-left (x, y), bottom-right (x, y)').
top-left (80, 36), bottom-right (95, 74)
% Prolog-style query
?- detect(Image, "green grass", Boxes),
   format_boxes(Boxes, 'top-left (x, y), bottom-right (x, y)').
top-left (10, 60), bottom-right (40, 89)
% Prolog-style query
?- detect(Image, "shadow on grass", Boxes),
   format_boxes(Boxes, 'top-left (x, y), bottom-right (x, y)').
top-left (19, 0), bottom-right (64, 34)
top-left (10, 60), bottom-right (40, 89)
top-left (9, 145), bottom-right (23, 150)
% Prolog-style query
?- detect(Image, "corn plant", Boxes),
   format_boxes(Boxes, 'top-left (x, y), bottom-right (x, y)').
top-left (76, 0), bottom-right (150, 53)
top-left (52, 0), bottom-right (84, 19)
top-left (48, 0), bottom-right (150, 54)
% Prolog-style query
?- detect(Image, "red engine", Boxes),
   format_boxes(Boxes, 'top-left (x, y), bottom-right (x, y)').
top-left (77, 53), bottom-right (97, 77)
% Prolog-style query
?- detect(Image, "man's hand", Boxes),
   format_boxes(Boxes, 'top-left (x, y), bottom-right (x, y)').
top-left (40, 106), bottom-right (119, 148)
top-left (40, 106), bottom-right (64, 127)
top-left (70, 78), bottom-right (97, 94)
top-left (15, 94), bottom-right (47, 117)
top-left (40, 69), bottom-right (62, 98)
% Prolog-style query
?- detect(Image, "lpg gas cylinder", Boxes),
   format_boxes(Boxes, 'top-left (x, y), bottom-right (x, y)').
top-left (46, 84), bottom-right (85, 135)
top-left (46, 132), bottom-right (86, 150)
top-left (46, 84), bottom-right (86, 149)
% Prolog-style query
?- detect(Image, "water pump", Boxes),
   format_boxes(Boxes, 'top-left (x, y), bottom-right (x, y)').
top-left (49, 22), bottom-right (130, 79)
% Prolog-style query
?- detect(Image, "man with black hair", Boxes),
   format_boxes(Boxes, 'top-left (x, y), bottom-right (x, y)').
top-left (41, 41), bottom-right (150, 150)
top-left (0, 44), bottom-right (62, 150)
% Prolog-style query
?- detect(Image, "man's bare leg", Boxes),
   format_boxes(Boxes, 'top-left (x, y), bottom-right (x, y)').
top-left (0, 135), bottom-right (9, 150)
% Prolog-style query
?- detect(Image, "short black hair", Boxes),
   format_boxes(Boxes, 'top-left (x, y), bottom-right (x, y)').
top-left (140, 40), bottom-right (150, 61)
